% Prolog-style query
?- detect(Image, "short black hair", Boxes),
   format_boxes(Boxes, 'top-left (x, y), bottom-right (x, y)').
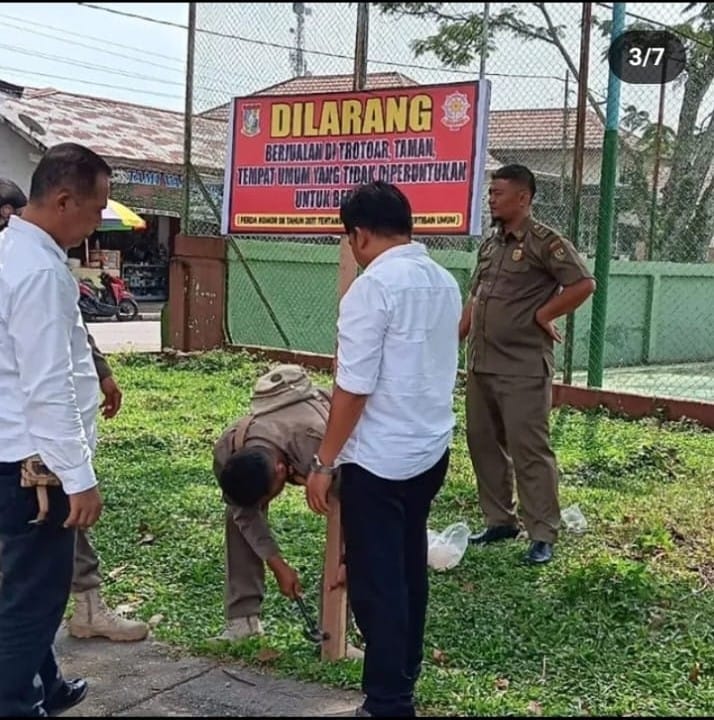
top-left (218, 447), bottom-right (275, 507)
top-left (492, 164), bottom-right (536, 199)
top-left (0, 178), bottom-right (27, 209)
top-left (29, 142), bottom-right (112, 202)
top-left (340, 180), bottom-right (413, 237)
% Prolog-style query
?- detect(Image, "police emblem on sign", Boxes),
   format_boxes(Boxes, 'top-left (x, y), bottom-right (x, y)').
top-left (441, 91), bottom-right (471, 131)
top-left (241, 105), bottom-right (261, 137)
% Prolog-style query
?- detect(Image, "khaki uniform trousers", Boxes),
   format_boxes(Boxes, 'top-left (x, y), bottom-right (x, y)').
top-left (465, 371), bottom-right (561, 544)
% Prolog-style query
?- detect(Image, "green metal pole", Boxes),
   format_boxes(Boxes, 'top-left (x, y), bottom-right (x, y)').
top-left (587, 2), bottom-right (625, 388)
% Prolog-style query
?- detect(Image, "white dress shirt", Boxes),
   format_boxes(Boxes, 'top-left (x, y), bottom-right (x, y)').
top-left (335, 241), bottom-right (462, 480)
top-left (0, 216), bottom-right (99, 494)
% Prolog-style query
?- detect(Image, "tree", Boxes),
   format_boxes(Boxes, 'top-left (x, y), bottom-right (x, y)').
top-left (376, 2), bottom-right (714, 262)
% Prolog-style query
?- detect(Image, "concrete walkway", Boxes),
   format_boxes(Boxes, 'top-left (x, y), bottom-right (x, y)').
top-left (56, 627), bottom-right (361, 717)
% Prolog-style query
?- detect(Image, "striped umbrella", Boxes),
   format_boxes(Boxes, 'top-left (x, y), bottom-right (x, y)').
top-left (99, 199), bottom-right (147, 232)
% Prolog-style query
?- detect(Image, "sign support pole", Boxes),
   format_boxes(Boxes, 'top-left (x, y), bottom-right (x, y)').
top-left (320, 1), bottom-right (369, 663)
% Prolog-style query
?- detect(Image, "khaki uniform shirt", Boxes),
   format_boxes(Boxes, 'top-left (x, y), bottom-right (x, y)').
top-left (468, 217), bottom-right (593, 377)
top-left (212, 389), bottom-right (330, 561)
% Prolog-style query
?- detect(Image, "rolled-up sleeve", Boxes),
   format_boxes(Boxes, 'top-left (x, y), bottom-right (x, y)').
top-left (336, 274), bottom-right (390, 396)
top-left (8, 269), bottom-right (97, 495)
top-left (229, 504), bottom-right (280, 561)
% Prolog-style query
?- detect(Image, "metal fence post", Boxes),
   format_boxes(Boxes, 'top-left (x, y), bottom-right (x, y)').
top-left (587, 2), bottom-right (626, 388)
top-left (562, 2), bottom-right (592, 385)
top-left (181, 2), bottom-right (196, 235)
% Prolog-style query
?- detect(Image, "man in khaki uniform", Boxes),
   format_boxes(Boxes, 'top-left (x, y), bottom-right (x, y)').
top-left (69, 337), bottom-right (149, 642)
top-left (461, 164), bottom-right (596, 564)
top-left (212, 368), bottom-right (331, 641)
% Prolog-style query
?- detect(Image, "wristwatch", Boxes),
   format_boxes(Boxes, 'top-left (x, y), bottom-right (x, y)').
top-left (310, 454), bottom-right (335, 475)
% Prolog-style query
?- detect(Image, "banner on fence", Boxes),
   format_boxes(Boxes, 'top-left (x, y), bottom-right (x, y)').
top-left (221, 81), bottom-right (491, 236)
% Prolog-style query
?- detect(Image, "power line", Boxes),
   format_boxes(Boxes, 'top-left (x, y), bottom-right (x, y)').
top-left (0, 11), bottom-right (184, 64)
top-left (0, 14), bottom-right (252, 92)
top-left (1, 17), bottom-right (185, 74)
top-left (0, 42), bottom-right (186, 87)
top-left (0, 65), bottom-right (183, 101)
top-left (74, 2), bottom-right (566, 82)
top-left (0, 43), bottom-right (239, 97)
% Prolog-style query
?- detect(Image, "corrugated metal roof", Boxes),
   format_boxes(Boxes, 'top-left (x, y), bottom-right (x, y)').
top-left (0, 87), bottom-right (224, 170)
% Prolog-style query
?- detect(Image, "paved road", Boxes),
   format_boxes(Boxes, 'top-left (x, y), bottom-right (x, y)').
top-left (87, 321), bottom-right (161, 354)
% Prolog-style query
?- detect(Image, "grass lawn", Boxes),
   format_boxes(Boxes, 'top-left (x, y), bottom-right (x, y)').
top-left (88, 351), bottom-right (714, 716)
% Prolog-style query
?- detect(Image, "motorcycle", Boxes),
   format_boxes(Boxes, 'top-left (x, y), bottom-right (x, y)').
top-left (78, 271), bottom-right (139, 322)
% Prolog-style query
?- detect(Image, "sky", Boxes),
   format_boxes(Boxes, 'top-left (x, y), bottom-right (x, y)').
top-left (0, 2), bottom-right (707, 130)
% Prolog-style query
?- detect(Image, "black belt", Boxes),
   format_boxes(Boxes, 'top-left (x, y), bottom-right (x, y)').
top-left (0, 461), bottom-right (22, 473)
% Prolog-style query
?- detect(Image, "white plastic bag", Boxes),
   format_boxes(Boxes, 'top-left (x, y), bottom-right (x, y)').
top-left (427, 522), bottom-right (471, 571)
top-left (561, 504), bottom-right (588, 534)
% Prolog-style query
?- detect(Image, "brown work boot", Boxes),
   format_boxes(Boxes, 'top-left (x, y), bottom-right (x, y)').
top-left (211, 615), bottom-right (264, 642)
top-left (69, 589), bottom-right (149, 642)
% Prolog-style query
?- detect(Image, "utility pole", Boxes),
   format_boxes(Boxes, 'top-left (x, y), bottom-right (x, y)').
top-left (479, 3), bottom-right (490, 79)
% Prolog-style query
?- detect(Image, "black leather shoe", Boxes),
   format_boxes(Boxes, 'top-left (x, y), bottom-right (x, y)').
top-left (525, 541), bottom-right (554, 564)
top-left (469, 525), bottom-right (520, 545)
top-left (45, 678), bottom-right (88, 717)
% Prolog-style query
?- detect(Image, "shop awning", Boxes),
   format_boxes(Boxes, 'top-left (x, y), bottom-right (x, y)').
top-left (99, 199), bottom-right (147, 232)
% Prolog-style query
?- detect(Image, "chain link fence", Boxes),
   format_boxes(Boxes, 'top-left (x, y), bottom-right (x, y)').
top-left (185, 2), bottom-right (714, 403)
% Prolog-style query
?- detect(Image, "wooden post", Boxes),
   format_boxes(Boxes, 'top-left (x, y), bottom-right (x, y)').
top-left (319, 1), bottom-right (369, 663)
top-left (320, 236), bottom-right (359, 662)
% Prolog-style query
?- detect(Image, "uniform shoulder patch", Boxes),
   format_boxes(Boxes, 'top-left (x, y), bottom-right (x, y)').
top-left (530, 220), bottom-right (560, 242)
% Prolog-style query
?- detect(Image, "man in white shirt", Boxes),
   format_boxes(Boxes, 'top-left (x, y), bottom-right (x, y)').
top-left (0, 176), bottom-right (148, 644)
top-left (0, 143), bottom-right (108, 717)
top-left (306, 181), bottom-right (462, 718)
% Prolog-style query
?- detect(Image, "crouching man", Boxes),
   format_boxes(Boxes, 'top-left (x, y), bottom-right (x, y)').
top-left (211, 365), bottom-right (332, 641)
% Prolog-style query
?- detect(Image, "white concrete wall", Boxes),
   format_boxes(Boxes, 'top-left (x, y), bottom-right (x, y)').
top-left (490, 148), bottom-right (603, 185)
top-left (0, 124), bottom-right (37, 193)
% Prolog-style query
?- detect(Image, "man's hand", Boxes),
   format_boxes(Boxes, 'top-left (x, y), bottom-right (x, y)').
top-left (329, 563), bottom-right (347, 591)
top-left (458, 296), bottom-right (473, 343)
top-left (271, 559), bottom-right (303, 599)
top-left (306, 470), bottom-right (332, 515)
top-left (535, 307), bottom-right (562, 343)
top-left (64, 486), bottom-right (103, 529)
top-left (100, 376), bottom-right (123, 419)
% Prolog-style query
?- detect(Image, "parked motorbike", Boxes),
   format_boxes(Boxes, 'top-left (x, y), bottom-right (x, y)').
top-left (78, 271), bottom-right (139, 322)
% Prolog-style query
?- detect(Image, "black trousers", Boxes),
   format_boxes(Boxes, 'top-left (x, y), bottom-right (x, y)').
top-left (340, 450), bottom-right (449, 718)
top-left (0, 461), bottom-right (75, 717)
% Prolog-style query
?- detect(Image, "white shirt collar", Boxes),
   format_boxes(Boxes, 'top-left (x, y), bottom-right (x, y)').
top-left (7, 215), bottom-right (68, 264)
top-left (367, 241), bottom-right (427, 271)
